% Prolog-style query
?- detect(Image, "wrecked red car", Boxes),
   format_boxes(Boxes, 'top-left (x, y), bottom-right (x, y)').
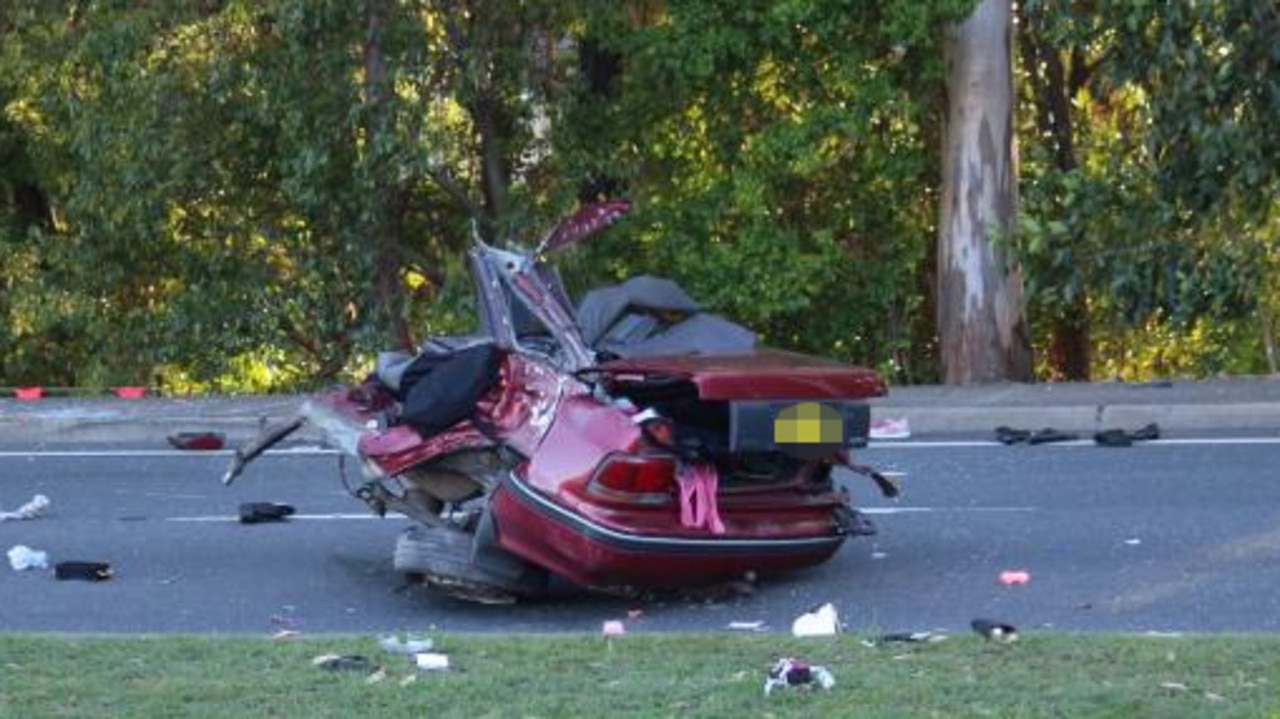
top-left (224, 201), bottom-right (896, 602)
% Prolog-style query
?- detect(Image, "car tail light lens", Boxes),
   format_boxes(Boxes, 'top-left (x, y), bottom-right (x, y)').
top-left (587, 455), bottom-right (676, 505)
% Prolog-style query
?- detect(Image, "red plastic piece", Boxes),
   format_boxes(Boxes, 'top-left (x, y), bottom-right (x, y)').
top-left (168, 432), bottom-right (227, 451)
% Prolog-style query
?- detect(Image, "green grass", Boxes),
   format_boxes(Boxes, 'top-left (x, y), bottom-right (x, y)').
top-left (1, 633), bottom-right (1279, 718)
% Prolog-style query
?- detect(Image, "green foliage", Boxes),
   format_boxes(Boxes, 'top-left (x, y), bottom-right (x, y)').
top-left (5, 634), bottom-right (1280, 718)
top-left (2, 0), bottom-right (979, 390)
top-left (3, 0), bottom-right (1277, 389)
top-left (1015, 0), bottom-right (1280, 379)
top-left (557, 0), bottom-right (976, 382)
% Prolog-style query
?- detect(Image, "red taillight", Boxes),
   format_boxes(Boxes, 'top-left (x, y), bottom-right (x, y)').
top-left (588, 456), bottom-right (676, 504)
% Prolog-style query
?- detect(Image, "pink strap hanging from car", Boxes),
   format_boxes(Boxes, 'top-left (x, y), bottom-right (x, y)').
top-left (677, 462), bottom-right (725, 535)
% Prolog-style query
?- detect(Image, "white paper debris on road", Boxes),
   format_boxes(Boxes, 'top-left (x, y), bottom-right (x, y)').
top-left (7, 544), bottom-right (49, 571)
top-left (0, 494), bottom-right (50, 522)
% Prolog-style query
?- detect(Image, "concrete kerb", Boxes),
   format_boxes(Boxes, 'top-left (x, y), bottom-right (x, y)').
top-left (0, 397), bottom-right (319, 446)
top-left (2, 385), bottom-right (1279, 445)
top-left (872, 402), bottom-right (1280, 435)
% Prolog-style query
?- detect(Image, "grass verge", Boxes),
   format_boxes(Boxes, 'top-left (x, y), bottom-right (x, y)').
top-left (1, 632), bottom-right (1279, 718)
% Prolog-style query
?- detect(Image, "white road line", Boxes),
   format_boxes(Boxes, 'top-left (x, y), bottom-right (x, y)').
top-left (160, 506), bottom-right (1034, 523)
top-left (166, 512), bottom-right (396, 522)
top-left (868, 440), bottom-right (1006, 448)
top-left (0, 438), bottom-right (1276, 459)
top-left (0, 447), bottom-right (338, 458)
top-left (868, 437), bottom-right (1280, 449)
top-left (861, 506), bottom-right (1036, 514)
top-left (1145, 438), bottom-right (1280, 445)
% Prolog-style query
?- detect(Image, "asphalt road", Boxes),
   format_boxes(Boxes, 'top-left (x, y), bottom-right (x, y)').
top-left (3, 436), bottom-right (1280, 635)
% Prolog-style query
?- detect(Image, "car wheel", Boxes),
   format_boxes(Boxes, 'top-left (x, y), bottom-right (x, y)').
top-left (393, 523), bottom-right (548, 602)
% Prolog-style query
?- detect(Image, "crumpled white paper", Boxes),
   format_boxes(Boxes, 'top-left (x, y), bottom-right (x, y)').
top-left (0, 494), bottom-right (51, 522)
top-left (791, 603), bottom-right (841, 637)
top-left (8, 544), bottom-right (49, 571)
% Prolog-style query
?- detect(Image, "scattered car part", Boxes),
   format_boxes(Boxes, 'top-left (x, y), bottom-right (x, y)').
top-left (168, 431), bottom-right (227, 451)
top-left (998, 570), bottom-right (1031, 585)
top-left (1094, 422), bottom-right (1161, 447)
top-left (971, 618), bottom-right (1019, 643)
top-left (764, 657), bottom-right (836, 696)
top-left (864, 630), bottom-right (947, 646)
top-left (54, 561), bottom-right (113, 581)
top-left (313, 654), bottom-right (379, 673)
top-left (239, 502), bottom-right (296, 524)
top-left (222, 418), bottom-right (305, 485)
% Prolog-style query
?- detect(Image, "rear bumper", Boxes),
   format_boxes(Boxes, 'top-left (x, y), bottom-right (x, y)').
top-left (490, 473), bottom-right (846, 587)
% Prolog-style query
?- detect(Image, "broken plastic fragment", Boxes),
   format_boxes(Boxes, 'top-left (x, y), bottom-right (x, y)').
top-left (601, 620), bottom-right (626, 636)
top-left (167, 431), bottom-right (226, 451)
top-left (1028, 428), bottom-right (1079, 445)
top-left (313, 654), bottom-right (378, 673)
top-left (239, 502), bottom-right (296, 524)
top-left (7, 545), bottom-right (48, 571)
top-left (414, 653), bottom-right (450, 671)
top-left (378, 635), bottom-right (435, 656)
top-left (998, 570), bottom-right (1030, 585)
top-left (867, 631), bottom-right (947, 646)
top-left (1095, 423), bottom-right (1161, 447)
top-left (994, 426), bottom-right (1031, 444)
top-left (870, 418), bottom-right (911, 440)
top-left (1093, 429), bottom-right (1133, 447)
top-left (971, 618), bottom-right (1018, 643)
top-left (0, 494), bottom-right (50, 522)
top-left (728, 620), bottom-right (767, 632)
top-left (791, 603), bottom-right (840, 637)
top-left (54, 561), bottom-right (112, 581)
top-left (764, 657), bottom-right (836, 696)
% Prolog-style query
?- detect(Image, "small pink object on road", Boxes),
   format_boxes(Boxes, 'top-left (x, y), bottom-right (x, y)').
top-left (13, 387), bottom-right (43, 401)
top-left (114, 386), bottom-right (147, 399)
top-left (998, 570), bottom-right (1031, 585)
top-left (870, 418), bottom-right (911, 440)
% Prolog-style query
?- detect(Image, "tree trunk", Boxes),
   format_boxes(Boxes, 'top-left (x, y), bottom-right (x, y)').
top-left (937, 0), bottom-right (1032, 384)
top-left (1047, 308), bottom-right (1090, 381)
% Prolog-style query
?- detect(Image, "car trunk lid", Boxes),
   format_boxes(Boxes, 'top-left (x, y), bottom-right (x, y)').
top-left (593, 348), bottom-right (887, 401)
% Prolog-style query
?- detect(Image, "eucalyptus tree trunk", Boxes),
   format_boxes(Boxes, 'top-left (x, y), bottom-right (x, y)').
top-left (937, 0), bottom-right (1032, 383)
